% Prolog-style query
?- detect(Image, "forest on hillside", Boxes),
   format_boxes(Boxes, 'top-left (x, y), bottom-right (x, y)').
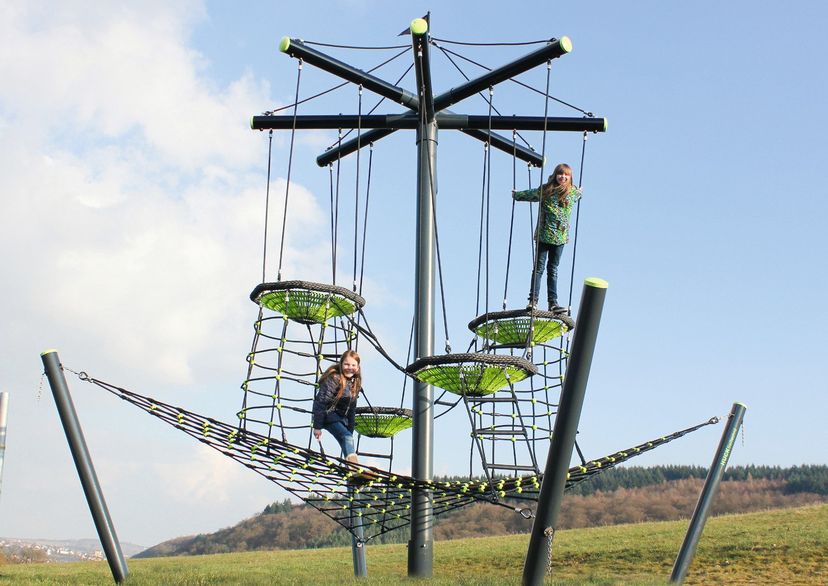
top-left (136, 464), bottom-right (828, 557)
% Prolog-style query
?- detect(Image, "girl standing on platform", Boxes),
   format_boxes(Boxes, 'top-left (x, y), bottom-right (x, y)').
top-left (512, 163), bottom-right (581, 312)
top-left (313, 350), bottom-right (362, 463)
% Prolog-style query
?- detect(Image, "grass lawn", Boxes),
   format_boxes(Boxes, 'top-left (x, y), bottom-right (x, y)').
top-left (1, 503), bottom-right (826, 585)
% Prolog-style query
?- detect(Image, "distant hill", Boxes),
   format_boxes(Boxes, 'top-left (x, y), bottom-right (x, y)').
top-left (136, 464), bottom-right (828, 558)
top-left (0, 537), bottom-right (146, 563)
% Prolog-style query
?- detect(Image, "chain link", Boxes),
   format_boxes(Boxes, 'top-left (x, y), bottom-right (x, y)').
top-left (544, 526), bottom-right (554, 573)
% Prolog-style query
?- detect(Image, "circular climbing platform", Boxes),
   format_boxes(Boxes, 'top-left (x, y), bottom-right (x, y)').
top-left (406, 353), bottom-right (537, 396)
top-left (468, 308), bottom-right (575, 347)
top-left (354, 406), bottom-right (414, 438)
top-left (250, 280), bottom-right (366, 325)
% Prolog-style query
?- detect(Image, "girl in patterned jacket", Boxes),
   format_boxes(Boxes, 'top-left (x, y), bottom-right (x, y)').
top-left (312, 349), bottom-right (362, 464)
top-left (512, 163), bottom-right (581, 312)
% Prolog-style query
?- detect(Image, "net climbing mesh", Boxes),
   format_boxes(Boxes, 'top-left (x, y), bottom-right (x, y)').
top-left (73, 369), bottom-right (718, 542)
top-left (238, 280), bottom-right (366, 450)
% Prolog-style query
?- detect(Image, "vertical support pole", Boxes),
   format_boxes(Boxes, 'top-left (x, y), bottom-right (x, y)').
top-left (41, 350), bottom-right (129, 584)
top-left (409, 105), bottom-right (437, 578)
top-left (0, 391), bottom-right (8, 504)
top-left (522, 278), bottom-right (608, 586)
top-left (409, 16), bottom-right (436, 578)
top-left (670, 402), bottom-right (746, 584)
top-left (350, 486), bottom-right (368, 577)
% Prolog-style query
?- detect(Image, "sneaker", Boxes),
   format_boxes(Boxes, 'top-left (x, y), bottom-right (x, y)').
top-left (526, 300), bottom-right (538, 311)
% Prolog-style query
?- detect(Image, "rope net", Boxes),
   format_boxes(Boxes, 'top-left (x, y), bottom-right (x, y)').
top-left (72, 369), bottom-right (717, 543)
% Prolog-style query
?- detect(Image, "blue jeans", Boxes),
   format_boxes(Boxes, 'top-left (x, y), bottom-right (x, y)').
top-left (530, 242), bottom-right (564, 305)
top-left (324, 421), bottom-right (355, 457)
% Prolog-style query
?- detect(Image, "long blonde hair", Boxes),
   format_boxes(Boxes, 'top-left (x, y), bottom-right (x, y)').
top-left (319, 349), bottom-right (362, 404)
top-left (541, 163), bottom-right (574, 206)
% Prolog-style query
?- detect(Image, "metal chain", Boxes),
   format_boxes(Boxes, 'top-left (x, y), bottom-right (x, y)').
top-left (741, 418), bottom-right (745, 447)
top-left (36, 372), bottom-right (45, 402)
top-left (544, 526), bottom-right (554, 573)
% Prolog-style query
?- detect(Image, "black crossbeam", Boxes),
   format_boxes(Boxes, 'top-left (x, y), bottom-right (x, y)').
top-left (278, 37), bottom-right (419, 110)
top-left (433, 37), bottom-right (572, 112)
top-left (251, 113), bottom-right (605, 133)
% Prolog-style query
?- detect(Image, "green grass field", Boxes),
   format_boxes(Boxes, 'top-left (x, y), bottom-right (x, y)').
top-left (2, 503), bottom-right (826, 585)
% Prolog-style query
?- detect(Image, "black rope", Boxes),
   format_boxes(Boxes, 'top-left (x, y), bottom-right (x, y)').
top-left (352, 86), bottom-right (363, 293)
top-left (324, 61), bottom-right (415, 151)
top-left (474, 139), bottom-right (488, 341)
top-left (357, 144), bottom-right (374, 297)
top-left (434, 43), bottom-right (593, 117)
top-left (328, 163), bottom-right (336, 283)
top-left (332, 131), bottom-right (343, 285)
top-left (431, 40), bottom-right (534, 152)
top-left (431, 37), bottom-right (553, 47)
top-left (265, 47), bottom-right (410, 115)
top-left (304, 40), bottom-right (410, 50)
top-left (485, 87), bottom-right (493, 325)
top-left (353, 142), bottom-right (373, 353)
top-left (566, 132), bottom-right (589, 309)
top-left (502, 130), bottom-right (519, 310)
top-left (261, 131), bottom-right (274, 282)
top-left (276, 60), bottom-right (303, 281)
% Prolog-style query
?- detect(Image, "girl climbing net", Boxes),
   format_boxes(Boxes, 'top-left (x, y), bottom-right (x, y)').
top-left (312, 349), bottom-right (363, 464)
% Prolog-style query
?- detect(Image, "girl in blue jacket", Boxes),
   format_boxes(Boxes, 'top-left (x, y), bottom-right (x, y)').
top-left (312, 350), bottom-right (362, 463)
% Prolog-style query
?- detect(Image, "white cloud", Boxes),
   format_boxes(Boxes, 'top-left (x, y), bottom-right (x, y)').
top-left (0, 4), bottom-right (331, 386)
top-left (0, 1), bottom-right (334, 545)
top-left (154, 443), bottom-right (258, 504)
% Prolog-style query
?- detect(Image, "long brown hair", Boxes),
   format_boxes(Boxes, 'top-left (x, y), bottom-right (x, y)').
top-left (319, 349), bottom-right (362, 404)
top-left (541, 163), bottom-right (574, 206)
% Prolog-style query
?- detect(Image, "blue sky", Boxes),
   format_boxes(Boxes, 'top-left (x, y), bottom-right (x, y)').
top-left (1, 1), bottom-right (826, 548)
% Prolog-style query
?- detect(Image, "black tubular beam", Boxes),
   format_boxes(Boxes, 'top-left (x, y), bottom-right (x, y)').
top-left (433, 36), bottom-right (573, 112)
top-left (251, 114), bottom-right (605, 133)
top-left (318, 128), bottom-right (395, 167)
top-left (251, 114), bottom-right (420, 130)
top-left (439, 114), bottom-right (607, 133)
top-left (460, 128), bottom-right (543, 167)
top-left (279, 37), bottom-right (420, 110)
top-left (670, 402), bottom-right (747, 584)
top-left (522, 278), bottom-right (607, 586)
top-left (41, 350), bottom-right (129, 584)
top-left (408, 18), bottom-right (435, 579)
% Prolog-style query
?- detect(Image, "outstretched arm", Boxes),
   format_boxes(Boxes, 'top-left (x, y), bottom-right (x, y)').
top-left (512, 187), bottom-right (541, 202)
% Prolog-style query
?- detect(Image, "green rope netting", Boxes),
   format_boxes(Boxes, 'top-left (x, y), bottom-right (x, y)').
top-left (406, 353), bottom-right (537, 396)
top-left (468, 309), bottom-right (576, 347)
top-left (354, 406), bottom-right (413, 438)
top-left (76, 370), bottom-right (718, 543)
top-left (250, 280), bottom-right (366, 324)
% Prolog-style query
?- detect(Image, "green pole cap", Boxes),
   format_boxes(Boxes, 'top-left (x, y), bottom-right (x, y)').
top-left (411, 18), bottom-right (428, 36)
top-left (249, 115), bottom-right (255, 129)
top-left (584, 277), bottom-right (608, 289)
top-left (602, 118), bottom-right (608, 132)
top-left (40, 349), bottom-right (58, 356)
top-left (559, 36), bottom-right (573, 53)
top-left (279, 36), bottom-right (291, 53)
